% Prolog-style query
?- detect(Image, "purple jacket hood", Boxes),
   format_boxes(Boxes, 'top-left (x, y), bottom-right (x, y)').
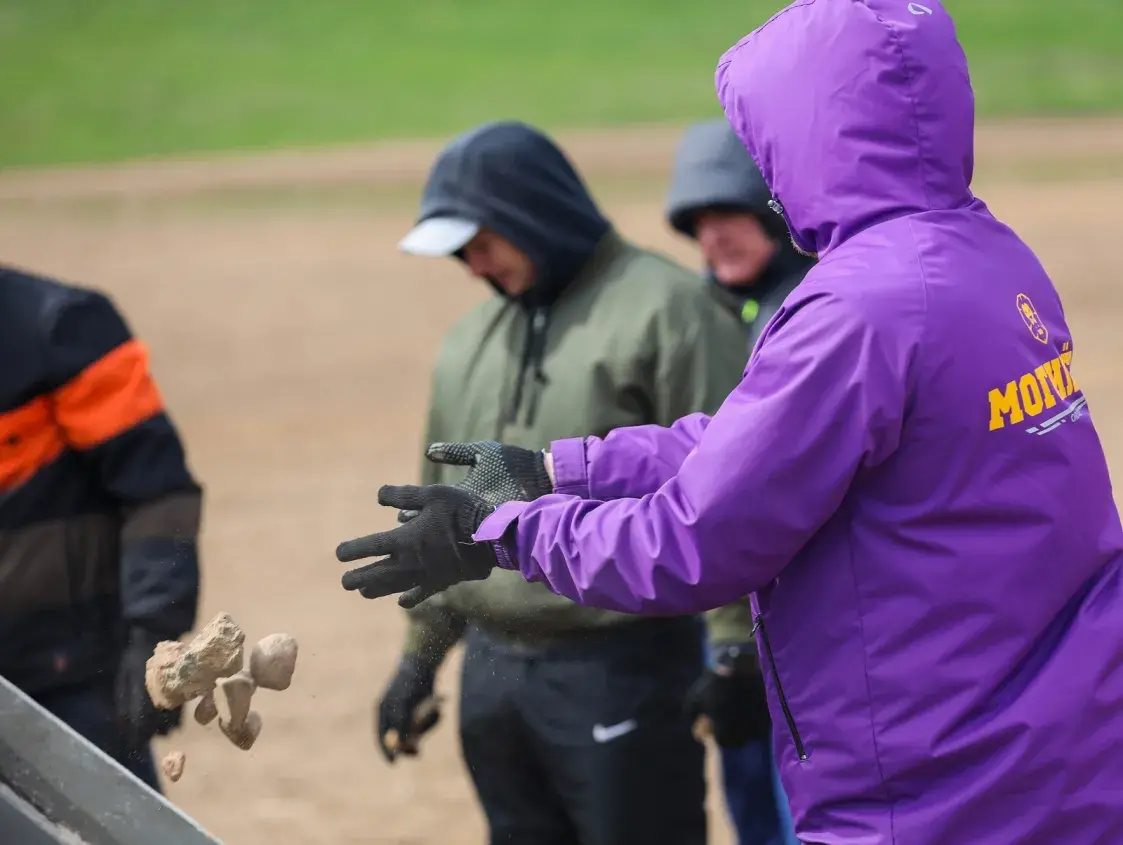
top-left (716, 0), bottom-right (974, 257)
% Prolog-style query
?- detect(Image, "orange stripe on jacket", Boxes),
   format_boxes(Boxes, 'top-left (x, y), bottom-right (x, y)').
top-left (0, 398), bottom-right (66, 492)
top-left (51, 339), bottom-right (165, 451)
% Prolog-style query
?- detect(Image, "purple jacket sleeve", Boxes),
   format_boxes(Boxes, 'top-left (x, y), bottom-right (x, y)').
top-left (474, 290), bottom-right (910, 614)
top-left (549, 413), bottom-right (713, 500)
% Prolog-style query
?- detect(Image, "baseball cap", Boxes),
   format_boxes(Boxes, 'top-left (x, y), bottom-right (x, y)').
top-left (397, 216), bottom-right (480, 257)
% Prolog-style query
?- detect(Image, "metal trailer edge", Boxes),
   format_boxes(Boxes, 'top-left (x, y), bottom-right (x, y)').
top-left (0, 673), bottom-right (222, 845)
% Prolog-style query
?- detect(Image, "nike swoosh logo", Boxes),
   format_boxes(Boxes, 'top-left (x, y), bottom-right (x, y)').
top-left (592, 719), bottom-right (638, 743)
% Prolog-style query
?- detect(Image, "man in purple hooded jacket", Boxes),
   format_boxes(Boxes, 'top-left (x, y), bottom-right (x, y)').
top-left (337, 1), bottom-right (1123, 842)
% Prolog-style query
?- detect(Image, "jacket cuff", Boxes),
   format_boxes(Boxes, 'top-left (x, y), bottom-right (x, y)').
top-left (120, 538), bottom-right (200, 637)
top-left (473, 501), bottom-right (531, 570)
top-left (550, 437), bottom-right (591, 498)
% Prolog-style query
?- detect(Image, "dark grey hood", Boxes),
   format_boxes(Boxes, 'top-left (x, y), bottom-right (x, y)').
top-left (664, 118), bottom-right (816, 348)
top-left (403, 120), bottom-right (615, 426)
top-left (666, 118), bottom-right (783, 239)
top-left (403, 120), bottom-right (611, 310)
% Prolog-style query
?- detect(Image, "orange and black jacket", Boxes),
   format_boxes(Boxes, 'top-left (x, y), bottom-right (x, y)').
top-left (0, 265), bottom-right (202, 695)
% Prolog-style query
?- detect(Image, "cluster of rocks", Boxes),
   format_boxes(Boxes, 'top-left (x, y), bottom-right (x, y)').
top-left (144, 612), bottom-right (298, 782)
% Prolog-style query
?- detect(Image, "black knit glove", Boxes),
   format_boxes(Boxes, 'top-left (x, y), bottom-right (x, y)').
top-left (376, 656), bottom-right (441, 763)
top-left (338, 484), bottom-right (498, 609)
top-left (398, 441), bottom-right (553, 523)
top-left (114, 627), bottom-right (182, 754)
top-left (685, 644), bottom-right (771, 748)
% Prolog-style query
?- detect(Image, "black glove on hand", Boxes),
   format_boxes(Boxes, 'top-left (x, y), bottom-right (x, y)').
top-left (685, 644), bottom-right (771, 748)
top-left (376, 656), bottom-right (441, 763)
top-left (398, 441), bottom-right (553, 523)
top-left (115, 626), bottom-right (182, 754)
top-left (338, 483), bottom-right (498, 609)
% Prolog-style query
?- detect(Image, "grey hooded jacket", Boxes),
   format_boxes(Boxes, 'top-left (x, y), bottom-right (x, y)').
top-left (665, 118), bottom-right (816, 352)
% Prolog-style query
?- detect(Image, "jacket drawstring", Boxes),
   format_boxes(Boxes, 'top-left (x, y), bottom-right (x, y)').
top-left (508, 307), bottom-right (551, 426)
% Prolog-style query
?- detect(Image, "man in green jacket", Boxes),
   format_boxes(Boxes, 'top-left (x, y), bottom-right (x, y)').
top-left (376, 119), bottom-right (756, 845)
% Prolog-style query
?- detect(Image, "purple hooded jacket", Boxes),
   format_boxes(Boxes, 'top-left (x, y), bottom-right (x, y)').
top-left (473, 1), bottom-right (1123, 842)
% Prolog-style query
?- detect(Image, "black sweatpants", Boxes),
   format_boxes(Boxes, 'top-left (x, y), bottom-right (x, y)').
top-left (458, 617), bottom-right (707, 845)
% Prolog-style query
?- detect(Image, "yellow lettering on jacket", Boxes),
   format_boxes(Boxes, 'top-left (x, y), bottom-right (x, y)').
top-left (989, 382), bottom-right (1024, 431)
top-left (1032, 365), bottom-right (1057, 409)
top-left (988, 343), bottom-right (1082, 431)
top-left (1019, 374), bottom-right (1044, 416)
top-left (1060, 349), bottom-right (1079, 395)
top-left (1039, 358), bottom-right (1069, 400)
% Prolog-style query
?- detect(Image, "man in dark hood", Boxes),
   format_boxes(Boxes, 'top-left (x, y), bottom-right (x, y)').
top-left (400, 120), bottom-right (611, 309)
top-left (665, 118), bottom-right (808, 845)
top-left (666, 118), bottom-right (816, 355)
top-left (376, 120), bottom-right (753, 844)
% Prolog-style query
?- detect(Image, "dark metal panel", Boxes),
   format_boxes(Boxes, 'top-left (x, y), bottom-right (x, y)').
top-left (0, 674), bottom-right (221, 845)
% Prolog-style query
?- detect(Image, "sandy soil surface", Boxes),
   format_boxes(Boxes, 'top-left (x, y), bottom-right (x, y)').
top-left (1, 118), bottom-right (1121, 844)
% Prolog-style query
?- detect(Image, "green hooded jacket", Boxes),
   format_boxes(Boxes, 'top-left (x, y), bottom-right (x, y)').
top-left (399, 122), bottom-right (753, 665)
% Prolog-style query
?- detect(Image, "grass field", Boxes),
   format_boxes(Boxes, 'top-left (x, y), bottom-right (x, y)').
top-left (2, 0), bottom-right (1122, 168)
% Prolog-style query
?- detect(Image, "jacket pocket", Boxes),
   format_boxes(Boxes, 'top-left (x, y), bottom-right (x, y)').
top-left (754, 613), bottom-right (808, 761)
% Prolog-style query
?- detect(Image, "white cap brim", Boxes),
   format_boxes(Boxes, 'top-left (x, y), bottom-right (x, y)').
top-left (397, 217), bottom-right (480, 257)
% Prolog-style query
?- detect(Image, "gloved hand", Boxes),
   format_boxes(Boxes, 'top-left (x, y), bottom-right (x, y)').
top-left (685, 643), bottom-right (771, 748)
top-left (376, 656), bottom-right (442, 763)
top-left (114, 626), bottom-right (182, 754)
top-left (398, 441), bottom-right (553, 523)
top-left (338, 483), bottom-right (498, 609)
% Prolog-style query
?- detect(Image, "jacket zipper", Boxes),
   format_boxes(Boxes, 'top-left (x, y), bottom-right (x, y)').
top-left (753, 614), bottom-right (808, 760)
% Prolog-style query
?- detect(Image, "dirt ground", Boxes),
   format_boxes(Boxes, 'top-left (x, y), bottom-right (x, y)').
top-left (2, 118), bottom-right (1123, 844)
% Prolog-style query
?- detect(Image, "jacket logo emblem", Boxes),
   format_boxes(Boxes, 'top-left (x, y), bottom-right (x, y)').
top-left (592, 719), bottom-right (638, 743)
top-left (1016, 293), bottom-right (1049, 344)
top-left (741, 299), bottom-right (760, 324)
